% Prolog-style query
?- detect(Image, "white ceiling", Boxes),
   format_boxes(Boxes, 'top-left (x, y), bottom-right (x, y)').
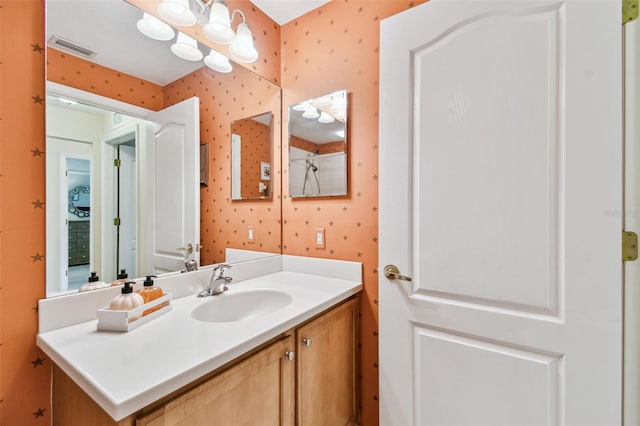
top-left (46, 0), bottom-right (338, 144)
top-left (46, 0), bottom-right (328, 86)
top-left (251, 0), bottom-right (330, 25)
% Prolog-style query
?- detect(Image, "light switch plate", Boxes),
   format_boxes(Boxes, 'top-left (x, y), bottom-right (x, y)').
top-left (248, 226), bottom-right (255, 243)
top-left (315, 228), bottom-right (325, 249)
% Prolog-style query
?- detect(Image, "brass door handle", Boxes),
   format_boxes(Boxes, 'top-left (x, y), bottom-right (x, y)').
top-left (384, 265), bottom-right (412, 281)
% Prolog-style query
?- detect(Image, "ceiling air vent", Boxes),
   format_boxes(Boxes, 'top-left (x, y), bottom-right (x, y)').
top-left (48, 35), bottom-right (97, 59)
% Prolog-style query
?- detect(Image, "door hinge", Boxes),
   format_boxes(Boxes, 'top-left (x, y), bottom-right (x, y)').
top-left (114, 159), bottom-right (121, 167)
top-left (623, 231), bottom-right (638, 261)
top-left (114, 218), bottom-right (121, 226)
top-left (624, 0), bottom-right (638, 24)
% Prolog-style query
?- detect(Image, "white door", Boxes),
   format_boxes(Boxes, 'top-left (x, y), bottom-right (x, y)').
top-left (232, 133), bottom-right (242, 200)
top-left (142, 97), bottom-right (200, 274)
top-left (118, 144), bottom-right (137, 277)
top-left (379, 1), bottom-right (622, 425)
top-left (45, 137), bottom-right (92, 295)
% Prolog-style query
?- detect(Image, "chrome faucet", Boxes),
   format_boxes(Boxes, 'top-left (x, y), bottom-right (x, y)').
top-left (197, 264), bottom-right (232, 297)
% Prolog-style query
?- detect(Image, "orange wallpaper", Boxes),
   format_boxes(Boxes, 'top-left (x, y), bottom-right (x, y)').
top-left (127, 0), bottom-right (281, 85)
top-left (281, 1), bottom-right (427, 424)
top-left (47, 48), bottom-right (164, 110)
top-left (290, 135), bottom-right (345, 155)
top-left (46, 47), bottom-right (282, 265)
top-left (0, 1), bottom-right (51, 424)
top-left (0, 0), bottom-right (426, 424)
top-left (162, 66), bottom-right (282, 264)
top-left (231, 117), bottom-right (272, 199)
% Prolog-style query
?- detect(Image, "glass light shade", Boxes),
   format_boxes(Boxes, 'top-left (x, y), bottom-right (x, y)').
top-left (293, 101), bottom-right (311, 111)
top-left (318, 112), bottom-right (335, 124)
top-left (228, 22), bottom-right (258, 63)
top-left (157, 0), bottom-right (196, 27)
top-left (171, 32), bottom-right (203, 61)
top-left (137, 13), bottom-right (175, 41)
top-left (314, 96), bottom-right (332, 107)
top-left (302, 106), bottom-right (320, 119)
top-left (203, 1), bottom-right (236, 45)
top-left (204, 49), bottom-right (232, 73)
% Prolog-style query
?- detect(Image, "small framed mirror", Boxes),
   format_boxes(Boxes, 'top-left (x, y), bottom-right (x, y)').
top-left (288, 90), bottom-right (347, 198)
top-left (231, 111), bottom-right (274, 200)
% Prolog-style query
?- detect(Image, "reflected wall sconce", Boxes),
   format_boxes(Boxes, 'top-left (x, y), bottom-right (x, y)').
top-left (295, 92), bottom-right (347, 125)
top-left (204, 49), bottom-right (232, 73)
top-left (152, 0), bottom-right (258, 64)
top-left (157, 0), bottom-right (197, 27)
top-left (171, 32), bottom-right (204, 61)
top-left (137, 13), bottom-right (175, 41)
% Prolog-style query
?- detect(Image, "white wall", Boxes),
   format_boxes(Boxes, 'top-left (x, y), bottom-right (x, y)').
top-left (289, 146), bottom-right (347, 197)
top-left (46, 103), bottom-right (106, 295)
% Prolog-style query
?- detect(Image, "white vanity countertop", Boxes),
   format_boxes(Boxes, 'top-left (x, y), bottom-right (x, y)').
top-left (37, 269), bottom-right (362, 421)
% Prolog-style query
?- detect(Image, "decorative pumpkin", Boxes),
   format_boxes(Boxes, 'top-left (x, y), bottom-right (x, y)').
top-left (109, 282), bottom-right (144, 322)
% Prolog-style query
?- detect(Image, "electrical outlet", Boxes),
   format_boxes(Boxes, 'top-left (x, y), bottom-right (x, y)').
top-left (248, 226), bottom-right (255, 243)
top-left (315, 228), bottom-right (325, 249)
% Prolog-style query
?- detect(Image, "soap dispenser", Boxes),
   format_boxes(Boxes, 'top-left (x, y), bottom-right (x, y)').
top-left (136, 275), bottom-right (168, 316)
top-left (109, 281), bottom-right (144, 322)
top-left (110, 269), bottom-right (128, 286)
top-left (78, 272), bottom-right (109, 292)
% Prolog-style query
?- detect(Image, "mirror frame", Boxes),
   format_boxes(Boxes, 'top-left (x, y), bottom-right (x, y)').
top-left (288, 89), bottom-right (348, 198)
top-left (230, 111), bottom-right (274, 201)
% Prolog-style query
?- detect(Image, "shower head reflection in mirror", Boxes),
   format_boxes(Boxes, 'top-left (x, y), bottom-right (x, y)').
top-left (288, 90), bottom-right (348, 198)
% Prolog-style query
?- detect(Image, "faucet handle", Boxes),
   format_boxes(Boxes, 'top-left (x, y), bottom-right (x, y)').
top-left (214, 263), bottom-right (231, 272)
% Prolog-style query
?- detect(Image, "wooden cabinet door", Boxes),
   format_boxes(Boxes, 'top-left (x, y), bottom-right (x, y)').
top-left (137, 335), bottom-right (295, 426)
top-left (296, 298), bottom-right (358, 426)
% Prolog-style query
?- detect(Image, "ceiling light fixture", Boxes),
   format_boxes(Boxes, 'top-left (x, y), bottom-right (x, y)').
top-left (203, 0), bottom-right (235, 44)
top-left (204, 49), bottom-right (232, 73)
top-left (171, 32), bottom-right (203, 61)
top-left (318, 112), bottom-right (335, 124)
top-left (157, 0), bottom-right (197, 27)
top-left (143, 0), bottom-right (259, 71)
top-left (228, 21), bottom-right (258, 63)
top-left (302, 106), bottom-right (320, 119)
top-left (203, 1), bottom-right (258, 63)
top-left (137, 13), bottom-right (175, 41)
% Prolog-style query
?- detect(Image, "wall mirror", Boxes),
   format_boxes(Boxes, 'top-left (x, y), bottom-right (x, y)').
top-left (45, 0), bottom-right (282, 297)
top-left (288, 90), bottom-right (348, 198)
top-left (231, 112), bottom-right (274, 200)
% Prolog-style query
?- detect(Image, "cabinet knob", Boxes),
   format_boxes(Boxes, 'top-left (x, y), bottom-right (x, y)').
top-left (303, 338), bottom-right (312, 348)
top-left (284, 351), bottom-right (295, 361)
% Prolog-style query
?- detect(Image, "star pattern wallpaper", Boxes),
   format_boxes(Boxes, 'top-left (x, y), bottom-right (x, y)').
top-left (1, 0), bottom-right (425, 424)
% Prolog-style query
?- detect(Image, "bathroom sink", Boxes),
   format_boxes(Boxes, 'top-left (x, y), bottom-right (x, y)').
top-left (191, 289), bottom-right (292, 323)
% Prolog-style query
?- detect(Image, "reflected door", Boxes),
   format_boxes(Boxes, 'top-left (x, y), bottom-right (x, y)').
top-left (116, 142), bottom-right (137, 278)
top-left (142, 97), bottom-right (200, 274)
top-left (46, 137), bottom-right (93, 295)
top-left (379, 0), bottom-right (622, 424)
